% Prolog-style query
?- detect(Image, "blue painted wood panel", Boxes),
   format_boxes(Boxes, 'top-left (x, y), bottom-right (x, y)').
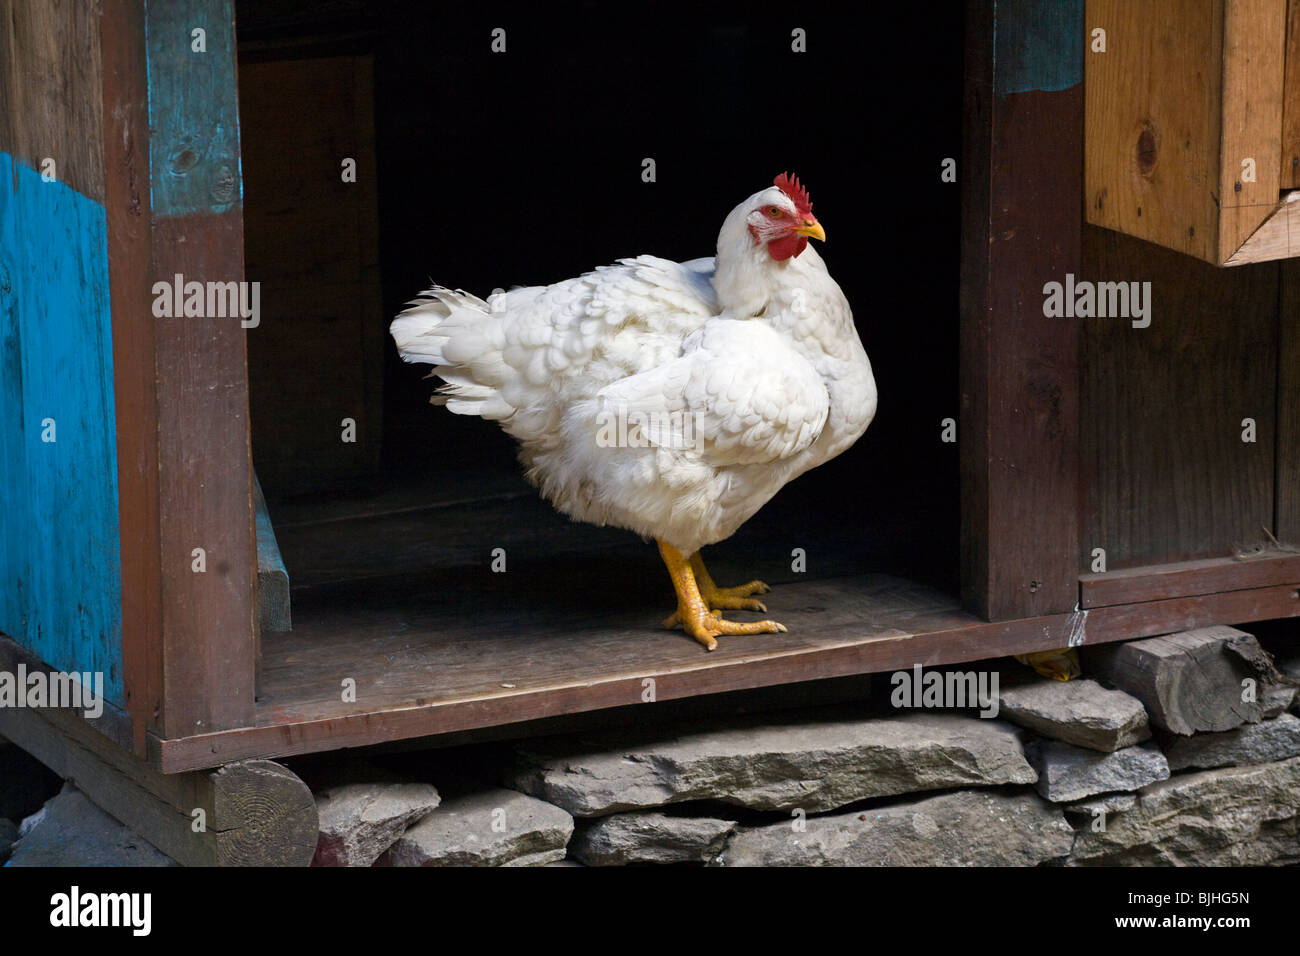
top-left (0, 153), bottom-right (124, 705)
top-left (994, 0), bottom-right (1084, 96)
top-left (145, 0), bottom-right (243, 219)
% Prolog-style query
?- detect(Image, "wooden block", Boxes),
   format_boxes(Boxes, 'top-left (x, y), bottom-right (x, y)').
top-left (254, 472), bottom-right (291, 633)
top-left (1086, 0), bottom-right (1292, 266)
top-left (0, 702), bottom-right (317, 866)
top-left (1085, 625), bottom-right (1267, 733)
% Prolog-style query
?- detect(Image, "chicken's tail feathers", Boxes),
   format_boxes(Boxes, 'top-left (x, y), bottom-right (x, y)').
top-left (390, 286), bottom-right (514, 420)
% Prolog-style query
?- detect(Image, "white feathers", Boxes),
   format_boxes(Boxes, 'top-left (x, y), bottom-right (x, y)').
top-left (389, 186), bottom-right (877, 553)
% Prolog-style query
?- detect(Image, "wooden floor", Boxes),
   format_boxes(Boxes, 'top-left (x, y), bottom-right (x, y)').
top-left (147, 469), bottom-right (1300, 771)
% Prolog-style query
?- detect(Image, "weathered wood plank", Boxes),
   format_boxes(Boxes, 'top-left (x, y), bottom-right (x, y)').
top-left (1080, 225), bottom-right (1277, 569)
top-left (150, 533), bottom-right (1300, 773)
top-left (1086, 0), bottom-right (1286, 265)
top-left (1086, 0), bottom-right (1225, 263)
top-left (1281, 260), bottom-right (1300, 545)
top-left (145, 0), bottom-right (258, 736)
top-left (1218, 0), bottom-right (1288, 261)
top-left (1081, 551), bottom-right (1300, 607)
top-left (0, 154), bottom-right (124, 707)
top-left (101, 0), bottom-right (160, 755)
top-left (961, 0), bottom-right (1082, 620)
top-left (0, 699), bottom-right (317, 866)
top-left (0, 0), bottom-right (106, 201)
top-left (254, 472), bottom-right (291, 633)
top-left (1281, 0), bottom-right (1300, 187)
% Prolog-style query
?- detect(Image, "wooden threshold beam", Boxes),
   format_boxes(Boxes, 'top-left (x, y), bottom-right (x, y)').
top-left (151, 580), bottom-right (1300, 772)
top-left (1081, 550), bottom-right (1300, 608)
top-left (0, 699), bottom-right (317, 866)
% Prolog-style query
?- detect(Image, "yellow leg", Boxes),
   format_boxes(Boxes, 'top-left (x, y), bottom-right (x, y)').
top-left (657, 540), bottom-right (786, 651)
top-left (690, 552), bottom-right (771, 612)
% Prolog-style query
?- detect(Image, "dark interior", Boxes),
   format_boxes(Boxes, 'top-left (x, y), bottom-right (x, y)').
top-left (234, 1), bottom-right (964, 655)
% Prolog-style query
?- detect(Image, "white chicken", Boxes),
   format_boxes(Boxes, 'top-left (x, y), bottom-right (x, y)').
top-left (391, 174), bottom-right (876, 650)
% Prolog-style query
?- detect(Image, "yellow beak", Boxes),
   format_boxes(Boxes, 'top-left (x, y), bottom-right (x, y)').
top-left (794, 219), bottom-right (826, 242)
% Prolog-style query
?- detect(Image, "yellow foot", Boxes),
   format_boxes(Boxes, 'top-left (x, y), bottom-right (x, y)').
top-left (657, 542), bottom-right (786, 651)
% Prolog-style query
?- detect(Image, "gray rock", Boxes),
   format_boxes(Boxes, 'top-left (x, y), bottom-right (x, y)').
top-left (719, 790), bottom-right (1073, 866)
top-left (997, 677), bottom-right (1150, 752)
top-left (312, 782), bottom-right (441, 867)
top-left (1029, 740), bottom-right (1169, 802)
top-left (509, 713), bottom-right (1036, 816)
top-left (6, 785), bottom-right (176, 867)
top-left (1262, 683), bottom-right (1297, 718)
top-left (379, 788), bottom-right (572, 867)
top-left (1069, 756), bottom-right (1300, 865)
top-left (1163, 713), bottom-right (1300, 771)
top-left (1063, 792), bottom-right (1137, 816)
top-left (569, 813), bottom-right (736, 866)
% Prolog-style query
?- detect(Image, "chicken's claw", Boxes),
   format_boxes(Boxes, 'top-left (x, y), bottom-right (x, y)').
top-left (657, 542), bottom-right (786, 650)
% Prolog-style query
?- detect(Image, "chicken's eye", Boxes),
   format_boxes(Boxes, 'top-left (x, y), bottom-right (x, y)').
top-left (766, 206), bottom-right (784, 218)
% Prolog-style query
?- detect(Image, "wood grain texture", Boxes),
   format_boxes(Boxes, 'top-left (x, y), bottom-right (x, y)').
top-left (1225, 191), bottom-right (1300, 264)
top-left (0, 154), bottom-right (124, 706)
top-left (144, 0), bottom-right (242, 219)
top-left (0, 699), bottom-right (316, 866)
top-left (1081, 225), bottom-right (1278, 569)
top-left (1086, 0), bottom-right (1225, 263)
top-left (102, 0), bottom-right (161, 755)
top-left (151, 212), bottom-right (258, 737)
top-left (1086, 625), bottom-right (1267, 732)
top-left (1086, 0), bottom-right (1287, 265)
top-left (1280, 258), bottom-right (1300, 544)
top-left (0, 0), bottom-right (106, 201)
top-left (144, 0), bottom-right (257, 737)
top-left (1218, 0), bottom-right (1288, 261)
top-left (961, 0), bottom-right (1081, 620)
top-left (1281, 0), bottom-right (1300, 187)
top-left (240, 55), bottom-right (384, 496)
top-left (130, 481), bottom-right (1297, 771)
top-left (152, 572), bottom-right (1300, 772)
top-left (1080, 550), bottom-right (1300, 607)
top-left (254, 473), bottom-right (291, 633)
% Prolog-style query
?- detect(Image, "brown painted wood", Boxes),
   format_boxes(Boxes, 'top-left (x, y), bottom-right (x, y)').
top-left (0, 0), bottom-right (106, 201)
top-left (0, 697), bottom-right (316, 866)
top-left (960, 0), bottom-right (1081, 620)
top-left (1281, 260), bottom-right (1300, 544)
top-left (101, 0), bottom-right (159, 757)
top-left (152, 213), bottom-right (258, 738)
top-left (1080, 226), bottom-right (1278, 570)
top-left (149, 571), bottom-right (1300, 772)
top-left (1081, 551), bottom-right (1300, 607)
top-left (240, 54), bottom-right (384, 497)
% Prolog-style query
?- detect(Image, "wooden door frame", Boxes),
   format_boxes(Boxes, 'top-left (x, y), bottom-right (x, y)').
top-left (103, 0), bottom-right (257, 753)
top-left (960, 0), bottom-right (1084, 621)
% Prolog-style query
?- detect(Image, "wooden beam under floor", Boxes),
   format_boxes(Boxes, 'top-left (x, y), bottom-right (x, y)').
top-left (0, 703), bottom-right (317, 866)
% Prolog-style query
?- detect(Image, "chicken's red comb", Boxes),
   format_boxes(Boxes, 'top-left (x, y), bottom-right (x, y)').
top-left (774, 172), bottom-right (813, 218)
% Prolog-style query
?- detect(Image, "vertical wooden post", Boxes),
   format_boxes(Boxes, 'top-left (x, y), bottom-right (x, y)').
top-left (102, 0), bottom-right (257, 745)
top-left (960, 0), bottom-right (1084, 620)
